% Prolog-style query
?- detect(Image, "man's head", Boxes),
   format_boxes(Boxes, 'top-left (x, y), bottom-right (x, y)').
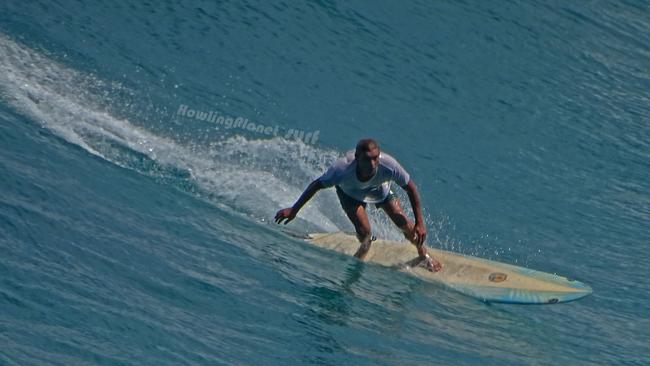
top-left (355, 138), bottom-right (380, 175)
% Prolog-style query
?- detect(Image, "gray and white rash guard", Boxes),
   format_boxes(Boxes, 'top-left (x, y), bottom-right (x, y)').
top-left (317, 150), bottom-right (410, 203)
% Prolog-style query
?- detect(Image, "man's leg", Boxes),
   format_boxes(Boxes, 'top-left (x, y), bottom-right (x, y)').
top-left (344, 203), bottom-right (374, 259)
top-left (336, 187), bottom-right (373, 259)
top-left (376, 197), bottom-right (419, 247)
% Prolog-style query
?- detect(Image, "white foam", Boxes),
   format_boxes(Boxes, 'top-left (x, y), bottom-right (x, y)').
top-left (0, 34), bottom-right (346, 232)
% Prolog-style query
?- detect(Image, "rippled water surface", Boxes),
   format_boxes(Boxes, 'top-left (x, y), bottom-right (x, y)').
top-left (1, 1), bottom-right (649, 365)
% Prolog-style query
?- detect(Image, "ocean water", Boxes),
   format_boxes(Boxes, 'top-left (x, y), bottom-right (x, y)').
top-left (1, 1), bottom-right (648, 365)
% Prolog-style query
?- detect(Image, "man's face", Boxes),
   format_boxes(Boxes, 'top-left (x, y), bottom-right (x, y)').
top-left (356, 147), bottom-right (380, 174)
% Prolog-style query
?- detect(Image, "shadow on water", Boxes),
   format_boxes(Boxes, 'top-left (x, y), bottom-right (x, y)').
top-left (285, 262), bottom-right (366, 365)
top-left (306, 261), bottom-right (366, 326)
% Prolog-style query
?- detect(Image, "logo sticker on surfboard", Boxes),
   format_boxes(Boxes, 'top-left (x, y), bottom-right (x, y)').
top-left (489, 272), bottom-right (508, 283)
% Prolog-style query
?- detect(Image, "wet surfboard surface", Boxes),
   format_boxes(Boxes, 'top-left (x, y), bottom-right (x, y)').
top-left (306, 232), bottom-right (592, 304)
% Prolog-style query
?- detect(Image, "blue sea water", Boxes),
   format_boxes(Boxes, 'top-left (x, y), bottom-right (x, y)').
top-left (1, 1), bottom-right (649, 365)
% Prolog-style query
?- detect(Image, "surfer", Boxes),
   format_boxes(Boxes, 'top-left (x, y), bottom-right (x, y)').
top-left (274, 138), bottom-right (442, 272)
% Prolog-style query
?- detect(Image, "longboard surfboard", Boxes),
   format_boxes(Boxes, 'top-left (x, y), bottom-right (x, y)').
top-left (305, 231), bottom-right (592, 304)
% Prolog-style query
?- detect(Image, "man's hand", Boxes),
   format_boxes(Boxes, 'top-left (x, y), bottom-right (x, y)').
top-left (414, 222), bottom-right (427, 246)
top-left (274, 180), bottom-right (323, 225)
top-left (275, 207), bottom-right (297, 225)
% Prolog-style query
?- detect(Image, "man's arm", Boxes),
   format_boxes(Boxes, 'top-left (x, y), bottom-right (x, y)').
top-left (275, 179), bottom-right (324, 225)
top-left (402, 180), bottom-right (442, 272)
top-left (403, 180), bottom-right (426, 245)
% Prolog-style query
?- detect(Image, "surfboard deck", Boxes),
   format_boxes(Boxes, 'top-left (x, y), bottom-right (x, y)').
top-left (306, 232), bottom-right (592, 304)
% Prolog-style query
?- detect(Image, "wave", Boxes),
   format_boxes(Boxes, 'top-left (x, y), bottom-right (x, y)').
top-left (0, 34), bottom-right (344, 232)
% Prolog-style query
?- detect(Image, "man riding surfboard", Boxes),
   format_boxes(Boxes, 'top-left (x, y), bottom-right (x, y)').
top-left (274, 138), bottom-right (442, 272)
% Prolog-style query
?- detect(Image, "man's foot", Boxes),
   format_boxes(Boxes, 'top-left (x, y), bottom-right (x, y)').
top-left (420, 254), bottom-right (442, 272)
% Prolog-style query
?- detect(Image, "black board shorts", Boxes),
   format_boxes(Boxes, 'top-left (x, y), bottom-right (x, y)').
top-left (335, 185), bottom-right (398, 211)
